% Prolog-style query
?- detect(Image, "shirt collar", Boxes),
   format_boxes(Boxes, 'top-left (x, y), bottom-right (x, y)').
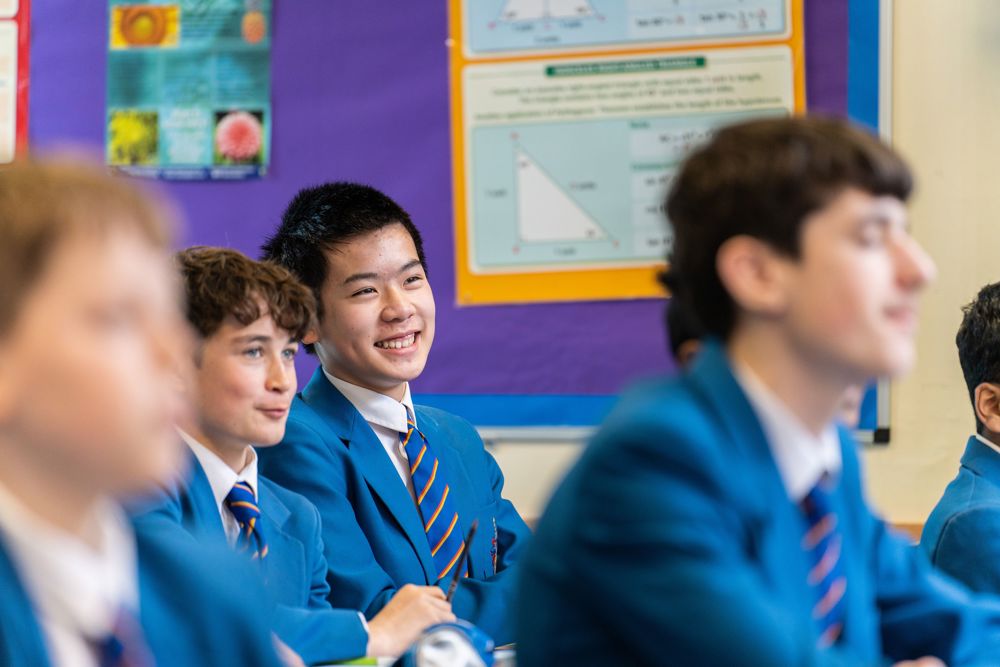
top-left (179, 429), bottom-right (259, 506)
top-left (732, 361), bottom-right (842, 502)
top-left (0, 482), bottom-right (137, 641)
top-left (324, 369), bottom-right (416, 433)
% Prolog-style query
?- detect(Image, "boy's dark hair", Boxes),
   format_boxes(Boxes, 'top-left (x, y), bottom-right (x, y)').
top-left (261, 182), bottom-right (427, 330)
top-left (956, 282), bottom-right (1000, 434)
top-left (176, 246), bottom-right (315, 342)
top-left (666, 297), bottom-right (706, 361)
top-left (663, 115), bottom-right (913, 340)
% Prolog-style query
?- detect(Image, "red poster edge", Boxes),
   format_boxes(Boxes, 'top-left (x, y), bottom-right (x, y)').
top-left (15, 0), bottom-right (28, 154)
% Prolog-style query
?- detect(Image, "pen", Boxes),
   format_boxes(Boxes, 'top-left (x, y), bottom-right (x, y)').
top-left (445, 519), bottom-right (478, 602)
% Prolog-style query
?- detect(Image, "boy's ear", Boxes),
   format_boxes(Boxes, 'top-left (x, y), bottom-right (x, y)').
top-left (716, 235), bottom-right (793, 317)
top-left (974, 382), bottom-right (1000, 434)
top-left (302, 328), bottom-right (319, 346)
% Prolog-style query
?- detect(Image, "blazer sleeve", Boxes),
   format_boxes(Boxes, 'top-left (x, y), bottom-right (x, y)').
top-left (261, 415), bottom-right (399, 618)
top-left (927, 506), bottom-right (1000, 594)
top-left (272, 604), bottom-right (368, 666)
top-left (873, 511), bottom-right (1000, 665)
top-left (447, 420), bottom-right (532, 645)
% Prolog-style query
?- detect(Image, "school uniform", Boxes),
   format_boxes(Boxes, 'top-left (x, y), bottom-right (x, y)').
top-left (922, 434), bottom-right (1000, 594)
top-left (257, 369), bottom-right (531, 644)
top-left (516, 340), bottom-right (1000, 666)
top-left (137, 433), bottom-right (370, 665)
top-left (0, 483), bottom-right (282, 667)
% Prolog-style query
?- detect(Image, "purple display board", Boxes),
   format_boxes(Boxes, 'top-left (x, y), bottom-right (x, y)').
top-left (31, 1), bottom-right (847, 419)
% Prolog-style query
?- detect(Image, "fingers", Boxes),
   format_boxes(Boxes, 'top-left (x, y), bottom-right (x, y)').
top-left (422, 585), bottom-right (446, 599)
top-left (399, 583), bottom-right (446, 599)
top-left (893, 658), bottom-right (946, 667)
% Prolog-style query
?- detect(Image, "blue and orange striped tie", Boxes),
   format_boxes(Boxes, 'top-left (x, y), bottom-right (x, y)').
top-left (225, 481), bottom-right (269, 560)
top-left (402, 415), bottom-right (467, 583)
top-left (801, 478), bottom-right (847, 649)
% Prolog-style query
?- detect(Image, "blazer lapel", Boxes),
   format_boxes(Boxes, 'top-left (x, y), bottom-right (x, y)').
top-left (181, 449), bottom-right (228, 544)
top-left (254, 482), bottom-right (302, 589)
top-left (686, 340), bottom-right (789, 509)
top-left (0, 538), bottom-right (51, 666)
top-left (302, 369), bottom-right (438, 581)
top-left (686, 341), bottom-right (816, 619)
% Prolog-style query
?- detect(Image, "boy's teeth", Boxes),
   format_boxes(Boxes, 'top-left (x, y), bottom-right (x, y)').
top-left (376, 334), bottom-right (415, 350)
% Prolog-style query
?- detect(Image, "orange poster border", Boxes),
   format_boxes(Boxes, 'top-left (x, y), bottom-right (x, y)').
top-left (449, 0), bottom-right (806, 305)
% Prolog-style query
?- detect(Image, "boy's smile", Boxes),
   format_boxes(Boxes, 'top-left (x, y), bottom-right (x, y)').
top-left (308, 223), bottom-right (435, 401)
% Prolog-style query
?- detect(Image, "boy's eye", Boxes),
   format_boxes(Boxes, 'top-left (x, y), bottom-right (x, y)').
top-left (856, 222), bottom-right (886, 247)
top-left (282, 347), bottom-right (297, 360)
top-left (351, 287), bottom-right (377, 297)
top-left (243, 347), bottom-right (264, 359)
top-left (404, 274), bottom-right (424, 286)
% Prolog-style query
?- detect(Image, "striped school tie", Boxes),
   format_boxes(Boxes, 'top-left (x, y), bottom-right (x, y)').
top-left (401, 414), bottom-right (468, 582)
top-left (800, 477), bottom-right (847, 649)
top-left (95, 607), bottom-right (155, 667)
top-left (225, 481), bottom-right (269, 560)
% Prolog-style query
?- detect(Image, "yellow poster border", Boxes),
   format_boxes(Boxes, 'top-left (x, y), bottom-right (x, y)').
top-left (448, 0), bottom-right (806, 305)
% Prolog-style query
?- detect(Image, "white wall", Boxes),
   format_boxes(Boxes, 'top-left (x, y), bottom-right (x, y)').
top-left (485, 441), bottom-right (582, 523)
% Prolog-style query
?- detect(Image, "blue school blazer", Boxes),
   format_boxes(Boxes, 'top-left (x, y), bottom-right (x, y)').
top-left (516, 341), bottom-right (1000, 666)
top-left (0, 517), bottom-right (282, 667)
top-left (922, 435), bottom-right (1000, 594)
top-left (256, 369), bottom-right (532, 644)
top-left (137, 449), bottom-right (368, 665)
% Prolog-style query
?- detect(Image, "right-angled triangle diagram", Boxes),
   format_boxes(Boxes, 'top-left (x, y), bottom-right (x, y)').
top-left (515, 148), bottom-right (606, 243)
top-left (500, 0), bottom-right (596, 22)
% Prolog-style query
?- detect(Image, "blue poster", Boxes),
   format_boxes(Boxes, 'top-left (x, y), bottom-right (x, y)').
top-left (106, 0), bottom-right (271, 180)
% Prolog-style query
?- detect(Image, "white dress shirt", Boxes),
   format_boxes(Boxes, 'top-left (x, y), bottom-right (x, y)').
top-left (324, 370), bottom-right (418, 501)
top-left (179, 429), bottom-right (259, 546)
top-left (732, 362), bottom-right (843, 502)
top-left (0, 483), bottom-right (138, 667)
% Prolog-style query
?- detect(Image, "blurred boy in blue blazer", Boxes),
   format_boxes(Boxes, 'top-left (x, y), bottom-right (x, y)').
top-left (258, 184), bottom-right (531, 644)
top-left (922, 281), bottom-right (1000, 593)
top-left (139, 246), bottom-right (453, 664)
top-left (0, 160), bottom-right (283, 666)
top-left (516, 116), bottom-right (1000, 666)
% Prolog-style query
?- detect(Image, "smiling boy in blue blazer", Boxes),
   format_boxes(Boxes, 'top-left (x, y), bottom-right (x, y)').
top-left (516, 116), bottom-right (1000, 666)
top-left (0, 160), bottom-right (284, 667)
top-left (258, 183), bottom-right (531, 644)
top-left (922, 282), bottom-right (1000, 593)
top-left (139, 246), bottom-right (454, 664)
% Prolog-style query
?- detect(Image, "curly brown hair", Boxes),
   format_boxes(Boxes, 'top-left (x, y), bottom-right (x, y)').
top-left (176, 246), bottom-right (315, 341)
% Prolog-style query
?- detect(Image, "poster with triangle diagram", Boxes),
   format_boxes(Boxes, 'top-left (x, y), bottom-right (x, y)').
top-left (514, 146), bottom-right (607, 244)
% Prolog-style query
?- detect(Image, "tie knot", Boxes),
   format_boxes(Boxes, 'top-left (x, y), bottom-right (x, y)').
top-left (802, 477), bottom-right (836, 518)
top-left (225, 481), bottom-right (260, 523)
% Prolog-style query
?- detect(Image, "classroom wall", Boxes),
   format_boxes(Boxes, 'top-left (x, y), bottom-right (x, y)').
top-left (29, 2), bottom-right (852, 522)
top-left (859, 0), bottom-right (1000, 524)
